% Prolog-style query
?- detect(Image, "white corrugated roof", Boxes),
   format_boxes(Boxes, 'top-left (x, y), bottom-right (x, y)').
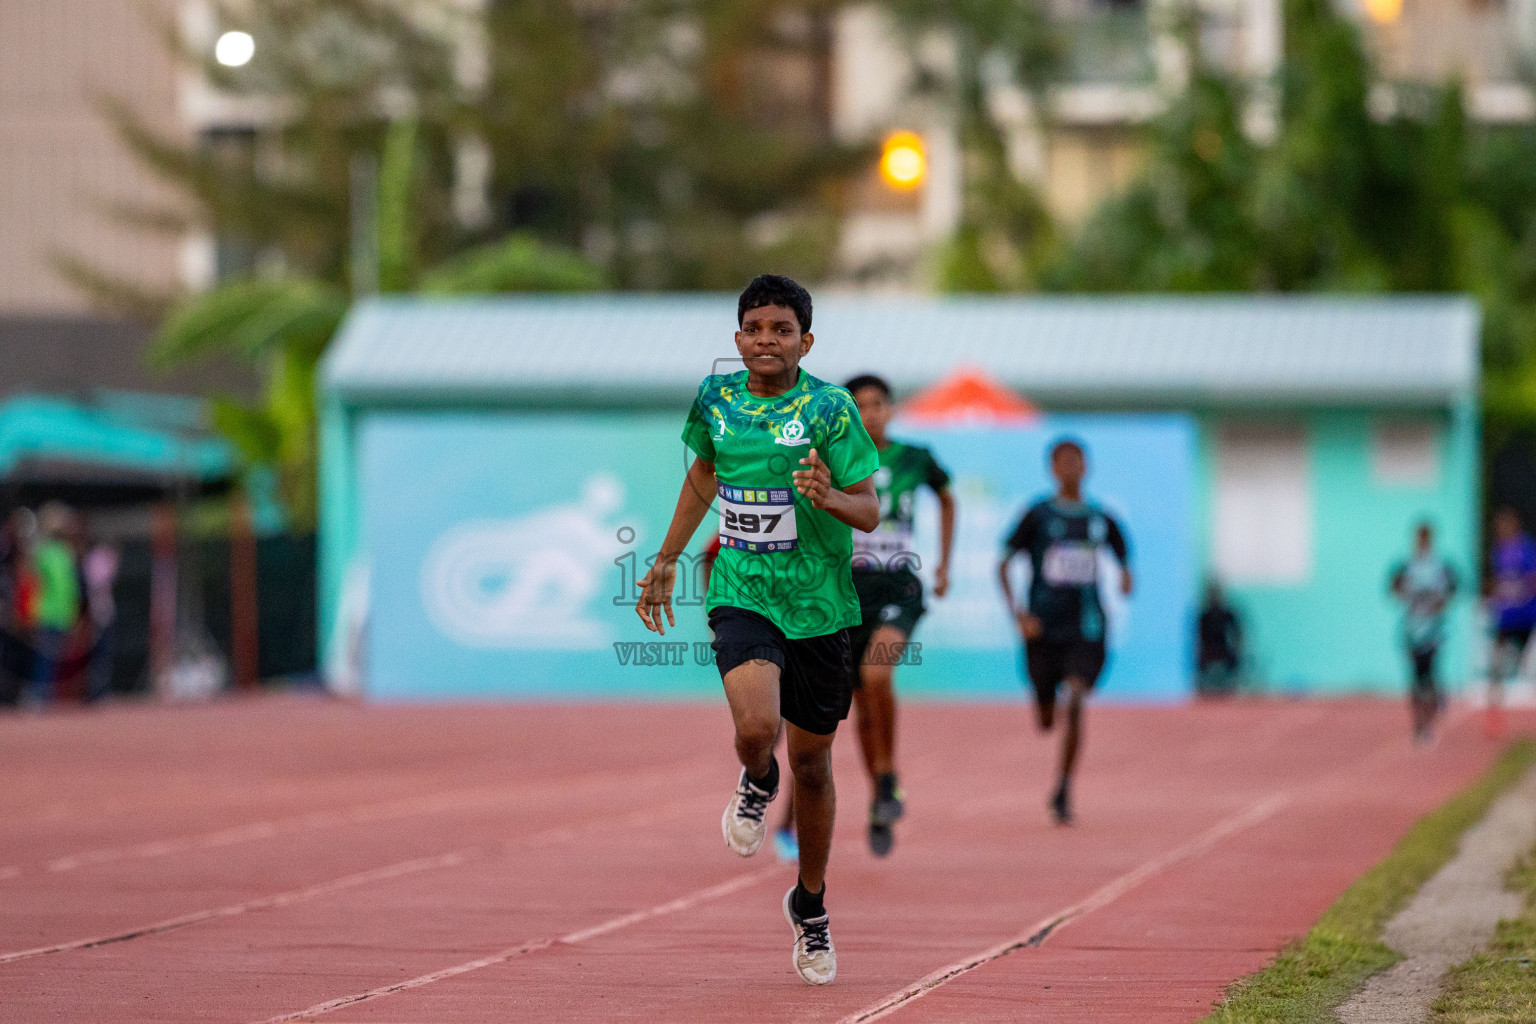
top-left (323, 293), bottom-right (1480, 407)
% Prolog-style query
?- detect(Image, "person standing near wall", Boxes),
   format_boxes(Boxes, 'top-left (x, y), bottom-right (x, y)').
top-left (30, 503), bottom-right (81, 705)
top-left (1390, 522), bottom-right (1458, 744)
top-left (1486, 506), bottom-right (1536, 737)
top-left (84, 538), bottom-right (121, 703)
top-left (1195, 581), bottom-right (1243, 697)
top-left (0, 510), bottom-right (34, 706)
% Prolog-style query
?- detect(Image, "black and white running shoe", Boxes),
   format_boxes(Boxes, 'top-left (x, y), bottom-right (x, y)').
top-left (721, 768), bottom-right (776, 856)
top-left (782, 887), bottom-right (836, 985)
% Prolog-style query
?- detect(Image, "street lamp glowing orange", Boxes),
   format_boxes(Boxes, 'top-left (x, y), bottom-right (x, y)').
top-left (1363, 0), bottom-right (1402, 23)
top-left (879, 131), bottom-right (927, 191)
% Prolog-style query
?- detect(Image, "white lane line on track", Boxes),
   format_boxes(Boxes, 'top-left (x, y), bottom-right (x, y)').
top-left (0, 851), bottom-right (474, 966)
top-left (250, 864), bottom-right (789, 1024)
top-left (4, 755), bottom-right (715, 880)
top-left (0, 793), bottom-right (714, 966)
top-left (837, 793), bottom-right (1293, 1024)
top-left (840, 716), bottom-right (1472, 1024)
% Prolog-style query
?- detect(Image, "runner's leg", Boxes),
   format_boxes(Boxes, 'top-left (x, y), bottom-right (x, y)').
top-left (853, 687), bottom-right (879, 780)
top-left (1059, 676), bottom-right (1088, 784)
top-left (722, 658), bottom-right (781, 779)
top-left (774, 727), bottom-right (798, 862)
top-left (860, 624), bottom-right (909, 854)
top-left (787, 721), bottom-right (837, 894)
top-left (1410, 648), bottom-right (1434, 740)
top-left (859, 624), bottom-right (907, 779)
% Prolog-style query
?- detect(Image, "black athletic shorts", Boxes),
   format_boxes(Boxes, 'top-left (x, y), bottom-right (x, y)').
top-left (848, 568), bottom-right (925, 680)
top-left (708, 606), bottom-right (854, 736)
top-left (1023, 638), bottom-right (1107, 721)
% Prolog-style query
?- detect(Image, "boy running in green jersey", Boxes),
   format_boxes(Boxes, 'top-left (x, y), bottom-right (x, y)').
top-left (843, 374), bottom-right (955, 857)
top-left (636, 275), bottom-right (879, 986)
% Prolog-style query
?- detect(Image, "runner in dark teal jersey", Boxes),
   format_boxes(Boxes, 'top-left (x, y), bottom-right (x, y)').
top-left (998, 439), bottom-right (1133, 826)
top-left (843, 374), bottom-right (955, 857)
top-left (636, 275), bottom-right (879, 986)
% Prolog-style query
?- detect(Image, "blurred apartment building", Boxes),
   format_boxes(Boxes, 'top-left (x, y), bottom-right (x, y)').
top-left (3, 0), bottom-right (1534, 306)
top-left (839, 0), bottom-right (1536, 279)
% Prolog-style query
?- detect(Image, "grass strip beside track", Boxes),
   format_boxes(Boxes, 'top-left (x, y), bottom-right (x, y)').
top-left (1200, 738), bottom-right (1536, 1024)
top-left (1430, 824), bottom-right (1536, 1020)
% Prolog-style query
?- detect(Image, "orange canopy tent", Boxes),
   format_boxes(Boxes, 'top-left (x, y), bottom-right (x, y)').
top-left (897, 367), bottom-right (1039, 426)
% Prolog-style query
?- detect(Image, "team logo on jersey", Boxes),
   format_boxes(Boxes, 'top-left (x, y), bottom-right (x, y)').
top-left (774, 418), bottom-right (811, 446)
top-left (711, 409), bottom-right (727, 441)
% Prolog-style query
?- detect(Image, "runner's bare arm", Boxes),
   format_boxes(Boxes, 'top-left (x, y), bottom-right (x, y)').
top-left (636, 457), bottom-right (716, 635)
top-left (793, 448), bottom-right (878, 531)
top-left (935, 487), bottom-right (956, 597)
top-left (997, 550), bottom-right (1040, 640)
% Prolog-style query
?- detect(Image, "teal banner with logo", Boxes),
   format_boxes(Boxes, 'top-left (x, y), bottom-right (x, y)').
top-left (359, 411), bottom-right (1197, 701)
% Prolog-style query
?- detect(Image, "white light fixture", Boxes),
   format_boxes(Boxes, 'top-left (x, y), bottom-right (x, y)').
top-left (215, 30), bottom-right (255, 68)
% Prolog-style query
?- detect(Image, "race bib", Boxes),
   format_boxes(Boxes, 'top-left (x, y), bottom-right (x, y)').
top-left (852, 524), bottom-right (915, 568)
top-left (1042, 542), bottom-right (1098, 586)
top-left (718, 483), bottom-right (798, 552)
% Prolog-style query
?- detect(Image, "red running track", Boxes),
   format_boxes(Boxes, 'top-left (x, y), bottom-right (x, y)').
top-left (0, 695), bottom-right (1525, 1023)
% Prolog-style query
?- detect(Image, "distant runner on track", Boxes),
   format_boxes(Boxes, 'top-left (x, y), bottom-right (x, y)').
top-left (997, 438), bottom-right (1133, 825)
top-left (1389, 521), bottom-right (1458, 745)
top-left (636, 274), bottom-right (879, 986)
top-left (843, 373), bottom-right (956, 857)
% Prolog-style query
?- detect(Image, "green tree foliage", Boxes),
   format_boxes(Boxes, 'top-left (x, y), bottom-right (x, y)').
top-left (1042, 66), bottom-right (1259, 291)
top-left (477, 0), bottom-right (863, 288)
top-left (1031, 0), bottom-right (1536, 437)
top-left (88, 0), bottom-right (466, 299)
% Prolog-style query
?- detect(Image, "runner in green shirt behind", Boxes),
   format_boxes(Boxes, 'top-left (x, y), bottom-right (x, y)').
top-left (842, 374), bottom-right (955, 858)
top-left (636, 274), bottom-right (879, 986)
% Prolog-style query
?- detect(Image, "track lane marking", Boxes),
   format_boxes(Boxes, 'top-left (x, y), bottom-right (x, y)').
top-left (2, 754), bottom-right (716, 881)
top-left (836, 793), bottom-right (1292, 1024)
top-left (840, 715), bottom-right (1477, 1024)
top-left (0, 792), bottom-right (716, 966)
top-left (250, 865), bottom-right (789, 1024)
top-left (0, 851), bottom-right (474, 966)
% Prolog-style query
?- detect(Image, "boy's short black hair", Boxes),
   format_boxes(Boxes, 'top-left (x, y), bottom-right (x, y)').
top-left (1050, 437), bottom-right (1087, 461)
top-left (844, 374), bottom-right (891, 399)
top-left (738, 274), bottom-right (812, 334)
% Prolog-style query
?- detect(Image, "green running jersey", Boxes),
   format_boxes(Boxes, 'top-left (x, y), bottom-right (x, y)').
top-left (852, 440), bottom-right (951, 570)
top-left (683, 369), bottom-right (879, 638)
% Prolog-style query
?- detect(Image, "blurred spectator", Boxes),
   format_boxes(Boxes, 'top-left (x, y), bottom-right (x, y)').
top-left (84, 539), bottom-right (121, 702)
top-left (1390, 521), bottom-right (1457, 744)
top-left (0, 509), bottom-right (36, 706)
top-left (29, 503), bottom-right (80, 704)
top-left (1486, 506), bottom-right (1536, 736)
top-left (1196, 581), bottom-right (1243, 697)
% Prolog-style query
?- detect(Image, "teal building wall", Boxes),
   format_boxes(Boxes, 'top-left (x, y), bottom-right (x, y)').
top-left (1193, 405), bottom-right (1480, 694)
